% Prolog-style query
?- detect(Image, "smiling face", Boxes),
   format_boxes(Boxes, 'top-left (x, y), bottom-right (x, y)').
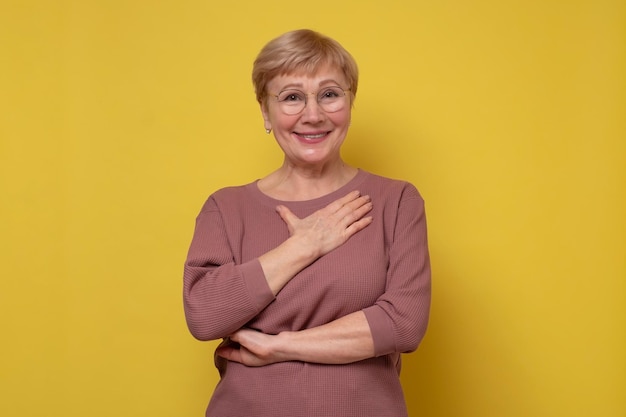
top-left (261, 67), bottom-right (352, 169)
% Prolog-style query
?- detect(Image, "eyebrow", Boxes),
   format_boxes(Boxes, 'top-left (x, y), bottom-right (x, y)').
top-left (279, 79), bottom-right (343, 90)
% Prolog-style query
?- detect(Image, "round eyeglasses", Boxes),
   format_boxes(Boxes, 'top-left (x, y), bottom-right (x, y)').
top-left (270, 86), bottom-right (350, 115)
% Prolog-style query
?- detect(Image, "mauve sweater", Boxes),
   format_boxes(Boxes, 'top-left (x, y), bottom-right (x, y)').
top-left (183, 169), bottom-right (431, 417)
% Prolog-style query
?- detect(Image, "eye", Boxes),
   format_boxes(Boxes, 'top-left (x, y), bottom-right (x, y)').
top-left (278, 90), bottom-right (305, 102)
top-left (319, 87), bottom-right (343, 101)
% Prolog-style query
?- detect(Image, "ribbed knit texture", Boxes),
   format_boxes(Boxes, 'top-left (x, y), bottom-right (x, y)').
top-left (183, 170), bottom-right (431, 417)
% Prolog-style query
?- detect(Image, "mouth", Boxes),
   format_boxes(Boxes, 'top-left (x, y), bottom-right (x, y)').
top-left (293, 131), bottom-right (330, 142)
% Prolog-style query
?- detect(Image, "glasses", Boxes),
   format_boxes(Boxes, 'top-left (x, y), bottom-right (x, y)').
top-left (269, 86), bottom-right (350, 115)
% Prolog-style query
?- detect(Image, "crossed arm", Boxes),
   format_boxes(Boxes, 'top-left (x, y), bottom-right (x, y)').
top-left (216, 310), bottom-right (374, 366)
top-left (216, 191), bottom-right (375, 366)
top-left (186, 188), bottom-right (430, 366)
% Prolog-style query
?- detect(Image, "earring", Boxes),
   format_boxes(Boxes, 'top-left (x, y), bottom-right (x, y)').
top-left (265, 128), bottom-right (271, 134)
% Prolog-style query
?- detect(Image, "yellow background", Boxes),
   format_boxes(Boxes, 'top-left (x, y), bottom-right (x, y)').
top-left (1, 1), bottom-right (624, 416)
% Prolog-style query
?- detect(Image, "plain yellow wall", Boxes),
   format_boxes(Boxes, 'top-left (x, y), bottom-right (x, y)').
top-left (1, 1), bottom-right (624, 416)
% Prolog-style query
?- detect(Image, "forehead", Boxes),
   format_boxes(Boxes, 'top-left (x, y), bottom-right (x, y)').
top-left (269, 66), bottom-right (347, 91)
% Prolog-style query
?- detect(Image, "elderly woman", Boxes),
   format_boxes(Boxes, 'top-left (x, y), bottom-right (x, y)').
top-left (183, 29), bottom-right (431, 417)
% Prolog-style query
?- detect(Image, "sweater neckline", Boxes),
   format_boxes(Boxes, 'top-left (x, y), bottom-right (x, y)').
top-left (248, 169), bottom-right (369, 209)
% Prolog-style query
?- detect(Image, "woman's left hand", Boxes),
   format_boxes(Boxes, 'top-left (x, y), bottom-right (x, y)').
top-left (216, 328), bottom-right (282, 367)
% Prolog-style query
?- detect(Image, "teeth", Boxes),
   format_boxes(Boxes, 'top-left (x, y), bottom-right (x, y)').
top-left (301, 133), bottom-right (326, 139)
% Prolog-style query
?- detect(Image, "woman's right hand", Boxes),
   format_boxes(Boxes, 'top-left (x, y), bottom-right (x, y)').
top-left (275, 190), bottom-right (373, 259)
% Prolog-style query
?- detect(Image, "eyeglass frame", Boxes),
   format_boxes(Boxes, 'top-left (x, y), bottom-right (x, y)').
top-left (266, 86), bottom-right (352, 115)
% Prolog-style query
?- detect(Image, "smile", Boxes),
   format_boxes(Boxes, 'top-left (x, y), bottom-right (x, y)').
top-left (294, 132), bottom-right (329, 140)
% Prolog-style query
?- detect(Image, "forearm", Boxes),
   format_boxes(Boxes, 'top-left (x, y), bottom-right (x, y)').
top-left (259, 193), bottom-right (373, 296)
top-left (275, 311), bottom-right (375, 364)
top-left (257, 235), bottom-right (319, 296)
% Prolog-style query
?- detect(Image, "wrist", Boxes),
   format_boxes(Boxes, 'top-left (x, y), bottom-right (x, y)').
top-left (274, 331), bottom-right (296, 362)
top-left (285, 235), bottom-right (321, 264)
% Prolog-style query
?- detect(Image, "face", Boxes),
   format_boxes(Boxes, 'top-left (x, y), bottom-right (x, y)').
top-left (261, 67), bottom-right (352, 168)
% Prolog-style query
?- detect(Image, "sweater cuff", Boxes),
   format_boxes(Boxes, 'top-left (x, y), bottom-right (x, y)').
top-left (363, 305), bottom-right (396, 357)
top-left (239, 259), bottom-right (275, 312)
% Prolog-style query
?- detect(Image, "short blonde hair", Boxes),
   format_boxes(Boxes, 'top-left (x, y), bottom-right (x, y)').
top-left (252, 29), bottom-right (359, 104)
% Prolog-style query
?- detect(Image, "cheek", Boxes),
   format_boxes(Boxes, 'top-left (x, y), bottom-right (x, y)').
top-left (330, 109), bottom-right (351, 127)
top-left (267, 107), bottom-right (297, 129)
top-left (272, 116), bottom-right (299, 131)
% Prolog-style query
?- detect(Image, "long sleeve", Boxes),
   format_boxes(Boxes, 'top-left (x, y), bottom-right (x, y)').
top-left (182, 171), bottom-right (431, 417)
top-left (362, 183), bottom-right (431, 356)
top-left (183, 196), bottom-right (275, 341)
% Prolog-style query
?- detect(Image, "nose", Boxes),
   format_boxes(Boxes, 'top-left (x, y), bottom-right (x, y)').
top-left (300, 93), bottom-right (324, 123)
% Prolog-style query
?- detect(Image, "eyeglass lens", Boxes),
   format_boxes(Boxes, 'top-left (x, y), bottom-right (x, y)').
top-left (276, 87), bottom-right (347, 115)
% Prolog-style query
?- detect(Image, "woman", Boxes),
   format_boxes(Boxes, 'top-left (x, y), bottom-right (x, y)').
top-left (183, 29), bottom-right (431, 417)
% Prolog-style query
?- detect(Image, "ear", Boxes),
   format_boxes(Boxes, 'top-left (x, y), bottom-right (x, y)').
top-left (260, 101), bottom-right (272, 132)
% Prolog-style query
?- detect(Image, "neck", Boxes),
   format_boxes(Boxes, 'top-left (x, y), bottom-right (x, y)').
top-left (258, 159), bottom-right (358, 201)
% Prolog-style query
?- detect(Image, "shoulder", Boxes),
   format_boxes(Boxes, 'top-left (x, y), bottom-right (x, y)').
top-left (199, 181), bottom-right (258, 213)
top-left (360, 170), bottom-right (423, 202)
top-left (212, 183), bottom-right (255, 200)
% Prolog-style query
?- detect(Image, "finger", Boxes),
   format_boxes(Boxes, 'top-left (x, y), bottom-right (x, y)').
top-left (336, 196), bottom-right (372, 223)
top-left (275, 205), bottom-right (298, 225)
top-left (216, 345), bottom-right (242, 363)
top-left (324, 190), bottom-right (362, 214)
top-left (344, 216), bottom-right (373, 236)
